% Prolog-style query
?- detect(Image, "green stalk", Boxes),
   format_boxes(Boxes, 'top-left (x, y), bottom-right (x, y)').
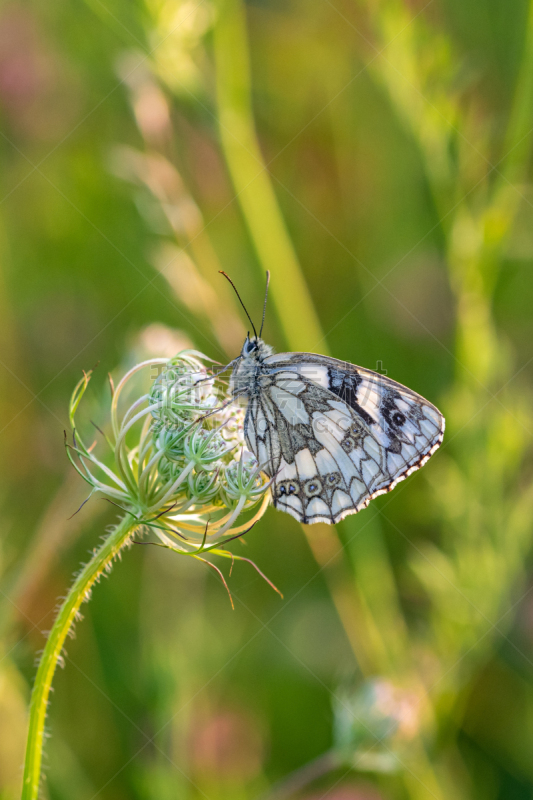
top-left (499, 0), bottom-right (533, 188)
top-left (212, 6), bottom-right (447, 797)
top-left (22, 515), bottom-right (138, 800)
top-left (213, 0), bottom-right (324, 351)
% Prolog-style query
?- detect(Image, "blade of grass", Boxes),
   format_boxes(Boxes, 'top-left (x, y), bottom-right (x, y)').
top-left (213, 0), bottom-right (324, 351)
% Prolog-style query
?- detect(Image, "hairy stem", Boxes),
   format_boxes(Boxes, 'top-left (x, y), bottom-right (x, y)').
top-left (22, 515), bottom-right (138, 800)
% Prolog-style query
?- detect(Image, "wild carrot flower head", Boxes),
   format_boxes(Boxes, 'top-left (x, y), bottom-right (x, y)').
top-left (66, 351), bottom-right (275, 595)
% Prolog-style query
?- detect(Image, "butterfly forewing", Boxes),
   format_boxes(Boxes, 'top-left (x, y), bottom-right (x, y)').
top-left (242, 352), bottom-right (444, 525)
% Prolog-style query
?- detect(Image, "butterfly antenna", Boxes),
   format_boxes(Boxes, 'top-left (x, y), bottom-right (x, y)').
top-left (259, 270), bottom-right (270, 339)
top-left (219, 271), bottom-right (258, 340)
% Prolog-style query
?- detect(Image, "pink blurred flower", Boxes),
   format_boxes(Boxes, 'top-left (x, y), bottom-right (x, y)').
top-left (0, 5), bottom-right (79, 139)
top-left (188, 708), bottom-right (265, 780)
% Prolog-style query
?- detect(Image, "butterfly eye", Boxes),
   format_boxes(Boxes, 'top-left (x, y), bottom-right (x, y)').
top-left (392, 412), bottom-right (406, 427)
top-left (243, 338), bottom-right (258, 356)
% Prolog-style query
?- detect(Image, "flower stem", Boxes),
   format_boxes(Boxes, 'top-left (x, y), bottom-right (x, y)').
top-left (22, 515), bottom-right (138, 800)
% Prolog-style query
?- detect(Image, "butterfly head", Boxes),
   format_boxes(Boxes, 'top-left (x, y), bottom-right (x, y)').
top-left (219, 270), bottom-right (274, 395)
top-left (240, 335), bottom-right (274, 363)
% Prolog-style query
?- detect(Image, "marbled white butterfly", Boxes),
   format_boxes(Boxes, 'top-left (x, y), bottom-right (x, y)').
top-left (223, 272), bottom-right (445, 525)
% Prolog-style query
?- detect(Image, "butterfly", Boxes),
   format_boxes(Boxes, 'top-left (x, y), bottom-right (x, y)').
top-left (222, 272), bottom-right (445, 525)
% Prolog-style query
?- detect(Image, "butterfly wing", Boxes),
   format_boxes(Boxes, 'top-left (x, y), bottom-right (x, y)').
top-left (243, 352), bottom-right (444, 524)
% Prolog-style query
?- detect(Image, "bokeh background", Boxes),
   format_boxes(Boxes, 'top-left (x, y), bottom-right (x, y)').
top-left (1, 0), bottom-right (533, 798)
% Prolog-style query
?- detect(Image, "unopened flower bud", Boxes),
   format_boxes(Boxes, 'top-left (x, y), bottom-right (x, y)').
top-left (220, 453), bottom-right (268, 504)
top-left (187, 467), bottom-right (220, 503)
top-left (149, 354), bottom-right (218, 430)
top-left (183, 426), bottom-right (236, 471)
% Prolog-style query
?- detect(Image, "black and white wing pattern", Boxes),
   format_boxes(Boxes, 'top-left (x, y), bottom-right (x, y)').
top-left (243, 352), bottom-right (444, 525)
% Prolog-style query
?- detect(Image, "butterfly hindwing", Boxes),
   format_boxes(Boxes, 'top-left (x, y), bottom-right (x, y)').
top-left (242, 352), bottom-right (444, 524)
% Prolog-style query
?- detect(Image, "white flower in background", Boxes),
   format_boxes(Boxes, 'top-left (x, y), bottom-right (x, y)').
top-left (333, 678), bottom-right (423, 774)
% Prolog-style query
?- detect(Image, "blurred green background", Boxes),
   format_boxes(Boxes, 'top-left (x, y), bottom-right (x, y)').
top-left (2, 0), bottom-right (533, 798)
